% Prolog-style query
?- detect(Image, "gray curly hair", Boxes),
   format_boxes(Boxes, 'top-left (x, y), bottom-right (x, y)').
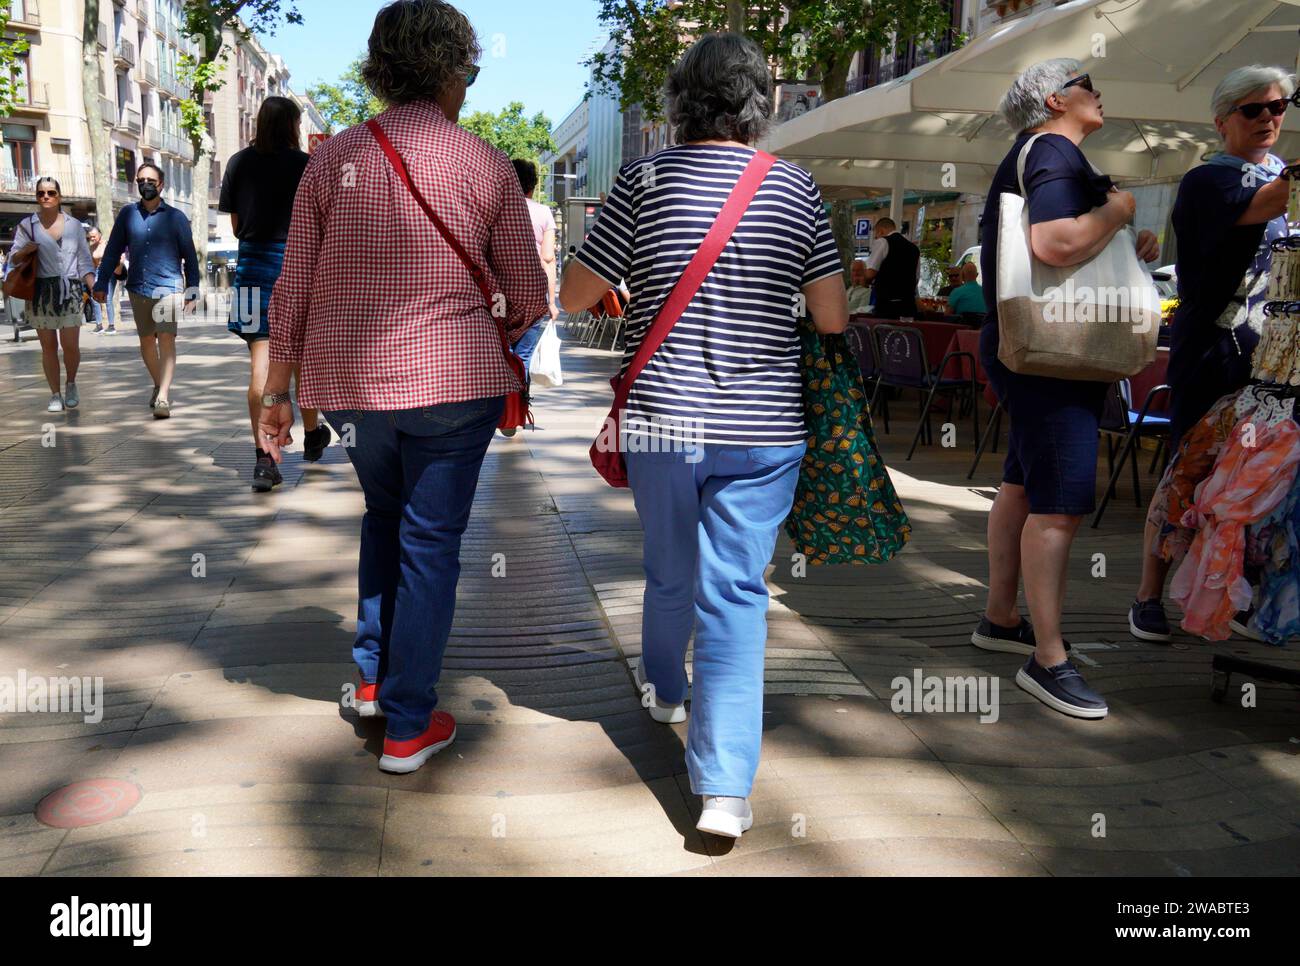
top-left (999, 58), bottom-right (1084, 134)
top-left (665, 33), bottom-right (773, 145)
top-left (360, 0), bottom-right (481, 106)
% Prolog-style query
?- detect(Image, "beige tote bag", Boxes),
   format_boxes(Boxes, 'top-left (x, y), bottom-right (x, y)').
top-left (996, 133), bottom-right (1160, 381)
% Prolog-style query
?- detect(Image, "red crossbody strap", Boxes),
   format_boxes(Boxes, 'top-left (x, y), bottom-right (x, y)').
top-left (365, 118), bottom-right (510, 352)
top-left (611, 149), bottom-right (776, 413)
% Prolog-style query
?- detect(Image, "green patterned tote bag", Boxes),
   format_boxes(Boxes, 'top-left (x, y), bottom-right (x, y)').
top-left (784, 320), bottom-right (911, 564)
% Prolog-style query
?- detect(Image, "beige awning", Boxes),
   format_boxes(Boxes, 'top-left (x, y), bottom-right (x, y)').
top-left (762, 0), bottom-right (1300, 197)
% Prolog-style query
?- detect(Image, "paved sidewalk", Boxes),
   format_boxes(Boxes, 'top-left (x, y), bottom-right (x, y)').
top-left (1, 313), bottom-right (1298, 875)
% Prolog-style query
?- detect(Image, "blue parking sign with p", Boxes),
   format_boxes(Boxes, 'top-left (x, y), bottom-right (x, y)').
top-left (855, 218), bottom-right (872, 238)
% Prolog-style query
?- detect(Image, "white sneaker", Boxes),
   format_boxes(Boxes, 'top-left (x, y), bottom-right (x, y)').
top-left (46, 393), bottom-right (64, 412)
top-left (697, 796), bottom-right (753, 838)
top-left (64, 383), bottom-right (79, 409)
top-left (632, 660), bottom-right (686, 723)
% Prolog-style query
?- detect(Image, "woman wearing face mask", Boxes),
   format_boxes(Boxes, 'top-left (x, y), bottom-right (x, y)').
top-left (12, 177), bottom-right (96, 412)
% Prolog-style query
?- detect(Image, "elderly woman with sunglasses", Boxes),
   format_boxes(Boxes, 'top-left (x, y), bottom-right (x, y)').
top-left (12, 177), bottom-right (96, 412)
top-left (972, 59), bottom-right (1159, 721)
top-left (1128, 65), bottom-right (1296, 644)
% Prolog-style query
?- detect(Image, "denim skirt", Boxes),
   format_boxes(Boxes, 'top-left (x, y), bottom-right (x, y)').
top-left (227, 239), bottom-right (286, 338)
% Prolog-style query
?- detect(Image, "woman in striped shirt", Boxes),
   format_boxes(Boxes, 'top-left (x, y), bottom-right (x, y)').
top-left (560, 32), bottom-right (848, 840)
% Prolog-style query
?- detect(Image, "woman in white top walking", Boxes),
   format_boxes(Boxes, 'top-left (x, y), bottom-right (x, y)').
top-left (13, 177), bottom-right (95, 412)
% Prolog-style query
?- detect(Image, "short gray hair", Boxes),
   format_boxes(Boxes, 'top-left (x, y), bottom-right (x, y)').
top-left (999, 58), bottom-right (1083, 134)
top-left (665, 33), bottom-right (773, 145)
top-left (360, 0), bottom-right (480, 106)
top-left (1212, 65), bottom-right (1296, 120)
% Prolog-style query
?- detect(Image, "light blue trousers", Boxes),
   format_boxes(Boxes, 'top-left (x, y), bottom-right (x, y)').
top-left (626, 442), bottom-right (805, 797)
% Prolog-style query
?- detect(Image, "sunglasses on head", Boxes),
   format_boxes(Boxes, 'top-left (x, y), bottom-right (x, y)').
top-left (465, 65), bottom-right (479, 87)
top-left (1228, 98), bottom-right (1288, 120)
top-left (1061, 73), bottom-right (1096, 95)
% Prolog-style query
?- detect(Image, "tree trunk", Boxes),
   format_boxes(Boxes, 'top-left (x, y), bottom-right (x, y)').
top-left (186, 13), bottom-right (225, 268)
top-left (726, 0), bottom-right (745, 34)
top-left (818, 55), bottom-right (857, 279)
top-left (81, 0), bottom-right (114, 231)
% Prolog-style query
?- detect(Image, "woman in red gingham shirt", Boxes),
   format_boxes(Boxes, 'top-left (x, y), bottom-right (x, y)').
top-left (260, 0), bottom-right (547, 774)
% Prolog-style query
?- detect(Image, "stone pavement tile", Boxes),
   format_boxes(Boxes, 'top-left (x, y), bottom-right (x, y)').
top-left (760, 694), bottom-right (935, 763)
top-left (380, 778), bottom-right (709, 875)
top-left (0, 641), bottom-right (198, 685)
top-left (947, 756), bottom-right (1297, 857)
top-left (1189, 743), bottom-right (1300, 822)
top-left (0, 814), bottom-right (67, 876)
top-left (43, 782), bottom-right (387, 876)
top-left (0, 730), bottom-right (134, 815)
top-left (1027, 838), bottom-right (1300, 876)
top-left (708, 837), bottom-right (1046, 876)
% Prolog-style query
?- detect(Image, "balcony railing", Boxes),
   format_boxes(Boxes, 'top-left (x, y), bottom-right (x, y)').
top-left (178, 137), bottom-right (194, 162)
top-left (0, 166), bottom-right (96, 199)
top-left (143, 60), bottom-right (157, 86)
top-left (114, 37), bottom-right (137, 68)
top-left (99, 95), bottom-right (115, 125)
top-left (112, 180), bottom-right (132, 205)
top-left (143, 124), bottom-right (162, 149)
top-left (10, 0), bottom-right (40, 28)
top-left (121, 105), bottom-right (142, 134)
top-left (137, 0), bottom-right (150, 27)
top-left (97, 22), bottom-right (109, 49)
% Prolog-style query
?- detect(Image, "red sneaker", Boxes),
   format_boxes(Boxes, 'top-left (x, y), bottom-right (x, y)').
top-left (355, 677), bottom-right (383, 718)
top-left (379, 711), bottom-right (457, 774)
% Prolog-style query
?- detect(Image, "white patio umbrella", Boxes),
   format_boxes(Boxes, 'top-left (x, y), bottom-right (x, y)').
top-left (762, 0), bottom-right (1300, 204)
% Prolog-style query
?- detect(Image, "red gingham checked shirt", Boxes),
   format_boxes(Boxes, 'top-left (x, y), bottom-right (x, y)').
top-left (268, 99), bottom-right (549, 410)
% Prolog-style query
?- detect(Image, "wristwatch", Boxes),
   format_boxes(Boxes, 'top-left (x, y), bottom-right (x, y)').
top-left (261, 391), bottom-right (291, 407)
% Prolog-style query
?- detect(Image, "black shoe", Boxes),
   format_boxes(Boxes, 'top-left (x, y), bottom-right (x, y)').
top-left (303, 424), bottom-right (332, 463)
top-left (251, 449), bottom-right (283, 492)
top-left (1129, 598), bottom-right (1172, 642)
top-left (1015, 656), bottom-right (1108, 719)
top-left (971, 615), bottom-right (1037, 655)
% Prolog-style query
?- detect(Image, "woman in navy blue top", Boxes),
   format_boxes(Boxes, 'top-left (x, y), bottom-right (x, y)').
top-left (971, 59), bottom-right (1159, 722)
top-left (559, 32), bottom-right (847, 840)
top-left (1128, 65), bottom-right (1295, 644)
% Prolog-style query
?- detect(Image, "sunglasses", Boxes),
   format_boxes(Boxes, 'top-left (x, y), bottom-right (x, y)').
top-left (135, 179), bottom-right (159, 187)
top-left (36, 189), bottom-right (58, 198)
top-left (465, 65), bottom-right (479, 87)
top-left (1061, 73), bottom-right (1096, 95)
top-left (1228, 98), bottom-right (1288, 120)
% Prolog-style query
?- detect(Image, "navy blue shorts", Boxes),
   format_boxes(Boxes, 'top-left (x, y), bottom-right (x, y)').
top-left (980, 323), bottom-right (1107, 516)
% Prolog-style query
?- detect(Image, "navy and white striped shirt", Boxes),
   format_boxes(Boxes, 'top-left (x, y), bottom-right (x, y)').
top-left (575, 144), bottom-right (842, 447)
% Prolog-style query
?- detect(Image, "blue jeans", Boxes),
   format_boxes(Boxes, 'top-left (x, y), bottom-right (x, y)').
top-left (323, 397), bottom-right (504, 739)
top-left (626, 442), bottom-right (805, 797)
top-left (512, 317), bottom-right (548, 370)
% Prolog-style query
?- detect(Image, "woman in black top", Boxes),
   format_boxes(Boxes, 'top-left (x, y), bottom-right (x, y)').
top-left (219, 95), bottom-right (330, 491)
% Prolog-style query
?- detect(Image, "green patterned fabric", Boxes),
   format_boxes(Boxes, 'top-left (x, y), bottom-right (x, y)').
top-left (784, 321), bottom-right (911, 565)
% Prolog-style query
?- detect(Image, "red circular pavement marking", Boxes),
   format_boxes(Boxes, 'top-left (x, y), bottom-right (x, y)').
top-left (35, 779), bottom-right (142, 829)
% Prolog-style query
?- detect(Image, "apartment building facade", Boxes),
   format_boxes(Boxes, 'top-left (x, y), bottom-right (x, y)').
top-left (0, 0), bottom-right (201, 242)
top-left (0, 2), bottom-right (320, 250)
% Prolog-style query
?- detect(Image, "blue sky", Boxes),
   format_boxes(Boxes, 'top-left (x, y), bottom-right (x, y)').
top-left (261, 0), bottom-right (606, 128)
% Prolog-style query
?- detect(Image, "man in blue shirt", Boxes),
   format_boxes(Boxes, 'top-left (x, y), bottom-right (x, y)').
top-left (93, 163), bottom-right (200, 419)
top-left (946, 262), bottom-right (985, 318)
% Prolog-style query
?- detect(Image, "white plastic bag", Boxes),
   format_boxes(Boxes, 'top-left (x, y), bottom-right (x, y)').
top-left (531, 318), bottom-right (563, 387)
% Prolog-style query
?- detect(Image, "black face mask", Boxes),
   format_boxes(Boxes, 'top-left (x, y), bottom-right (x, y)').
top-left (138, 183), bottom-right (160, 201)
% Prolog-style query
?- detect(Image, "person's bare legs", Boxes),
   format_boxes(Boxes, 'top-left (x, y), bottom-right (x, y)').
top-left (36, 329), bottom-right (61, 393)
top-left (138, 334), bottom-right (162, 390)
top-left (293, 365), bottom-right (318, 432)
top-left (1021, 513), bottom-right (1082, 668)
top-left (1136, 511), bottom-right (1172, 601)
top-left (247, 338), bottom-right (269, 445)
top-left (156, 332), bottom-right (177, 400)
top-left (59, 326), bottom-right (80, 385)
top-left (985, 482), bottom-right (1030, 626)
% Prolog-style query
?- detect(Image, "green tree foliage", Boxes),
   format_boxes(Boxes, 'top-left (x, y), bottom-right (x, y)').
top-left (305, 58), bottom-right (383, 133)
top-left (460, 102), bottom-right (557, 201)
top-left (0, 1), bottom-right (31, 119)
